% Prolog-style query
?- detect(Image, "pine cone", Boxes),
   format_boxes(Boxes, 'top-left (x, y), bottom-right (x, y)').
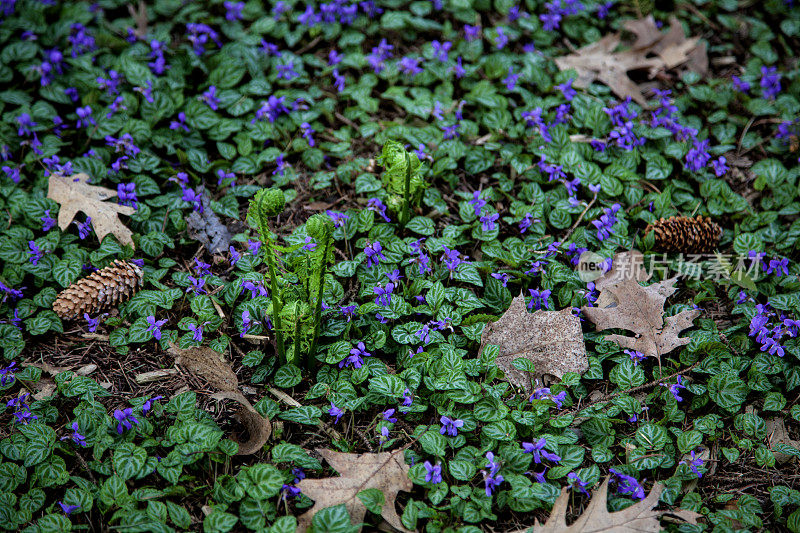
top-left (53, 260), bottom-right (143, 319)
top-left (644, 216), bottom-right (722, 254)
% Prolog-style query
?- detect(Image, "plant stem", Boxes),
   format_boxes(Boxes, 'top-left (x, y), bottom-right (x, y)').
top-left (402, 150), bottom-right (411, 226)
top-left (263, 231), bottom-right (285, 366)
top-left (309, 236), bottom-right (331, 370)
top-left (293, 303), bottom-right (301, 367)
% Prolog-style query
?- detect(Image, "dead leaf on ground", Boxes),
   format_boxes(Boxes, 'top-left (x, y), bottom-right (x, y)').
top-left (127, 1), bottom-right (148, 38)
top-left (168, 344), bottom-right (271, 455)
top-left (32, 378), bottom-right (57, 401)
top-left (47, 173), bottom-right (136, 247)
top-left (582, 278), bottom-right (700, 361)
top-left (186, 193), bottom-right (232, 254)
top-left (170, 344), bottom-right (239, 391)
top-left (210, 391), bottom-right (273, 455)
top-left (766, 416), bottom-right (800, 464)
top-left (556, 16), bottom-right (707, 107)
top-left (481, 296), bottom-right (588, 395)
top-left (296, 448), bottom-right (413, 533)
top-left (505, 477), bottom-right (701, 532)
top-left (593, 250), bottom-right (651, 292)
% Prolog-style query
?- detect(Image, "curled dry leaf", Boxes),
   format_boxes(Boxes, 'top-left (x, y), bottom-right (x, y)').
top-left (506, 477), bottom-right (701, 533)
top-left (582, 278), bottom-right (700, 361)
top-left (555, 16), bottom-right (707, 107)
top-left (210, 391), bottom-right (272, 455)
top-left (47, 173), bottom-right (136, 247)
top-left (481, 295), bottom-right (588, 395)
top-left (168, 344), bottom-right (271, 455)
top-left (296, 448), bottom-right (414, 533)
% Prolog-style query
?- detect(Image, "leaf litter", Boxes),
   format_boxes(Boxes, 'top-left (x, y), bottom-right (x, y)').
top-left (296, 447), bottom-right (414, 533)
top-left (481, 294), bottom-right (588, 395)
top-left (47, 172), bottom-right (136, 247)
top-left (555, 15), bottom-right (707, 107)
top-left (506, 477), bottom-right (701, 532)
top-left (582, 276), bottom-right (700, 362)
top-left (168, 343), bottom-right (271, 455)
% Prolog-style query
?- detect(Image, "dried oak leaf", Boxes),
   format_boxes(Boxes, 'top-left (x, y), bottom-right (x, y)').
top-left (481, 295), bottom-right (588, 395)
top-left (593, 250), bottom-right (651, 292)
top-left (296, 448), bottom-right (413, 533)
top-left (625, 16), bottom-right (708, 74)
top-left (506, 477), bottom-right (701, 532)
top-left (556, 16), bottom-right (705, 107)
top-left (168, 344), bottom-right (271, 455)
top-left (47, 173), bottom-right (136, 247)
top-left (582, 278), bottom-right (700, 360)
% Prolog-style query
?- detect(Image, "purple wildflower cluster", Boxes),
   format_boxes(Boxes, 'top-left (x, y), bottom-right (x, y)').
top-left (680, 450), bottom-right (705, 478)
top-left (186, 23), bottom-right (222, 56)
top-left (568, 472), bottom-right (591, 497)
top-left (527, 289), bottom-right (551, 310)
top-left (609, 468), bottom-right (645, 499)
top-left (280, 467), bottom-right (305, 502)
top-left (415, 317), bottom-right (451, 347)
top-left (114, 407), bottom-right (139, 433)
top-left (340, 341), bottom-right (372, 369)
top-left (529, 382), bottom-right (567, 408)
top-left (482, 452), bottom-right (504, 496)
top-left (149, 40), bottom-right (168, 75)
top-left (440, 415), bottom-right (464, 436)
top-left (604, 98), bottom-right (644, 151)
top-left (522, 437), bottom-right (561, 464)
top-left (7, 393), bottom-right (37, 424)
top-left (367, 197), bottom-right (391, 222)
top-left (748, 299), bottom-right (798, 359)
top-left (367, 38), bottom-right (393, 73)
top-left (69, 23), bottom-right (96, 57)
top-left (776, 119), bottom-right (799, 148)
top-left (117, 182), bottom-right (137, 208)
top-left (540, 0), bottom-right (584, 31)
top-left (105, 133), bottom-right (140, 175)
top-left (424, 461), bottom-right (442, 484)
top-left (440, 245), bottom-right (469, 278)
top-left (760, 66), bottom-right (782, 100)
top-left (0, 361), bottom-right (17, 386)
top-left (660, 375), bottom-right (687, 402)
top-left (590, 203), bottom-right (621, 241)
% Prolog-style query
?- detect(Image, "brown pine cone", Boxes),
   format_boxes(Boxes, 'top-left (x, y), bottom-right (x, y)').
top-left (53, 260), bottom-right (143, 319)
top-left (644, 215), bottom-right (722, 254)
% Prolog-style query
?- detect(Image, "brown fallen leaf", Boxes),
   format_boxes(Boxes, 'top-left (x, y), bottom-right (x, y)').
top-left (635, 16), bottom-right (708, 75)
top-left (624, 15), bottom-right (664, 50)
top-left (593, 250), bottom-right (651, 292)
top-left (47, 173), bottom-right (136, 247)
top-left (32, 378), bottom-right (57, 401)
top-left (481, 296), bottom-right (588, 395)
top-left (296, 448), bottom-right (413, 533)
top-left (171, 344), bottom-right (239, 392)
top-left (555, 34), bottom-right (662, 107)
top-left (556, 16), bottom-right (706, 107)
top-left (168, 344), bottom-right (271, 455)
top-left (210, 391), bottom-right (273, 455)
top-left (582, 278), bottom-right (700, 361)
top-left (505, 477), bottom-right (701, 533)
top-left (766, 416), bottom-right (800, 464)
